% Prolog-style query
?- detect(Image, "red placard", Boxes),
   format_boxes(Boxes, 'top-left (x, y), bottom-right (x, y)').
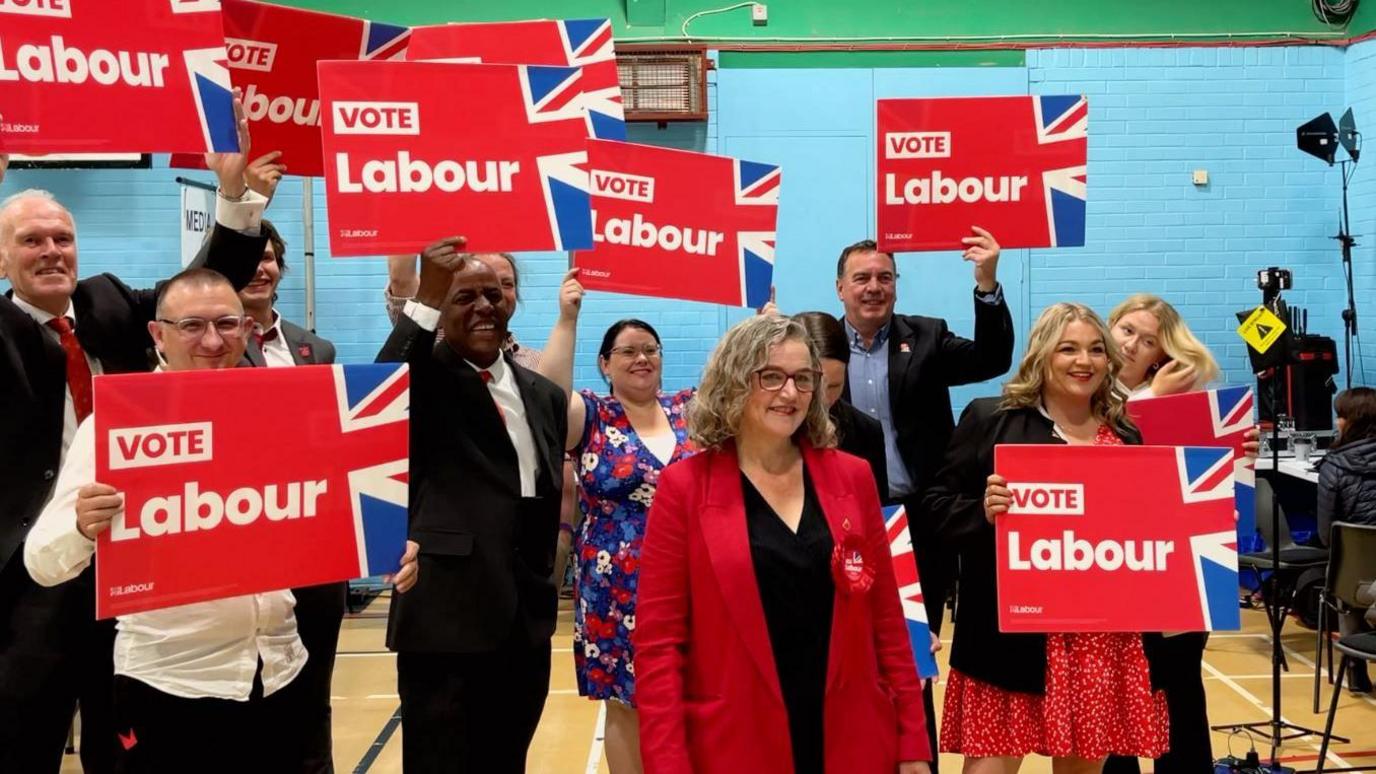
top-left (876, 96), bottom-right (1088, 253)
top-left (994, 444), bottom-right (1240, 633)
top-left (572, 139), bottom-right (778, 308)
top-left (93, 364), bottom-right (409, 618)
top-left (0, 0), bottom-right (236, 154)
top-left (408, 18), bottom-right (624, 140)
top-left (317, 59), bottom-right (594, 257)
top-left (170, 0), bottom-right (410, 177)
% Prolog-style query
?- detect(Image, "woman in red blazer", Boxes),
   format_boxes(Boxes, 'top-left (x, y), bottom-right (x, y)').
top-left (634, 315), bottom-right (931, 774)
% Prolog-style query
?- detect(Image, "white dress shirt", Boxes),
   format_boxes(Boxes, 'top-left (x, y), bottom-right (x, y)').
top-left (11, 296), bottom-right (103, 464)
top-left (24, 419), bottom-right (306, 701)
top-left (404, 300), bottom-right (541, 496)
top-left (254, 310), bottom-right (296, 368)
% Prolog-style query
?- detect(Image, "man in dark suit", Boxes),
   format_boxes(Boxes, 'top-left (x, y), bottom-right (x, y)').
top-left (379, 236), bottom-right (568, 773)
top-left (836, 230), bottom-right (1014, 772)
top-left (193, 209), bottom-right (343, 773)
top-left (0, 108), bottom-right (269, 773)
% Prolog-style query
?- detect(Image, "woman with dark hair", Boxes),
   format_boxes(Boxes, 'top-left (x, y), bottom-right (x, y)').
top-left (792, 311), bottom-right (888, 499)
top-left (541, 270), bottom-right (696, 773)
top-left (1317, 387), bottom-right (1376, 693)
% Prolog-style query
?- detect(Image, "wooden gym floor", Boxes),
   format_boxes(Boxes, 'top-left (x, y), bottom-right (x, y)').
top-left (62, 598), bottom-right (1376, 773)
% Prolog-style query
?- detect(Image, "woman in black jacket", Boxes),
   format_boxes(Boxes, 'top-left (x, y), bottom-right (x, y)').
top-left (792, 311), bottom-right (888, 500)
top-left (923, 303), bottom-right (1168, 773)
top-left (1318, 386), bottom-right (1376, 693)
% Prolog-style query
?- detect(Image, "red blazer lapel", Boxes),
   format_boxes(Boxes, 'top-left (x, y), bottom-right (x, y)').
top-left (802, 443), bottom-right (858, 693)
top-left (699, 445), bottom-right (784, 703)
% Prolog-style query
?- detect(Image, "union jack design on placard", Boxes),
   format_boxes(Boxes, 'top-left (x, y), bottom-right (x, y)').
top-left (538, 151), bottom-right (594, 251)
top-left (334, 364), bottom-right (410, 577)
top-left (182, 47), bottom-right (238, 152)
top-left (1130, 386), bottom-right (1258, 549)
top-left (1174, 447), bottom-right (1242, 630)
top-left (557, 19), bottom-right (625, 139)
top-left (1033, 95), bottom-right (1088, 247)
top-left (885, 506), bottom-right (939, 679)
top-left (360, 20), bottom-right (411, 61)
top-left (735, 160), bottom-right (781, 308)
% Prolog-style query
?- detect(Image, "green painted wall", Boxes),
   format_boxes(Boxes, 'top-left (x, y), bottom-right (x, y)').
top-left (281, 0), bottom-right (1371, 42)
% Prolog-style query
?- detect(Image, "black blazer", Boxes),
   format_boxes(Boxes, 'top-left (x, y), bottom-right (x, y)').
top-left (0, 224), bottom-right (266, 572)
top-left (244, 318), bottom-right (337, 367)
top-left (920, 398), bottom-right (1141, 694)
top-left (842, 293), bottom-right (1014, 505)
top-left (379, 315), bottom-right (568, 654)
top-left (831, 398), bottom-right (888, 502)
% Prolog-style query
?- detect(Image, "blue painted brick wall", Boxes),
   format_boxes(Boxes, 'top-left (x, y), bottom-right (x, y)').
top-left (1028, 45), bottom-right (1363, 389)
top-left (1345, 39), bottom-right (1376, 388)
top-left (5, 44), bottom-right (1373, 399)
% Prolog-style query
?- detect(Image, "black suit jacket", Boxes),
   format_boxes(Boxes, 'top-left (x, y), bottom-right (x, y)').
top-left (921, 398), bottom-right (1141, 694)
top-left (831, 399), bottom-right (888, 502)
top-left (379, 315), bottom-right (568, 654)
top-left (842, 293), bottom-right (1014, 505)
top-left (0, 224), bottom-right (266, 572)
top-left (244, 318), bottom-right (337, 367)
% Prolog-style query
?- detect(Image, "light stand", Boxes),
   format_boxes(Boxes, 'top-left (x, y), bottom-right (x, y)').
top-left (1215, 279), bottom-right (1343, 768)
top-left (1298, 108), bottom-right (1362, 389)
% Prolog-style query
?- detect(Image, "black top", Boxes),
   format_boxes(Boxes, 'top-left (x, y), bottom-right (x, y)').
top-left (742, 468), bottom-right (833, 774)
top-left (831, 398), bottom-right (889, 503)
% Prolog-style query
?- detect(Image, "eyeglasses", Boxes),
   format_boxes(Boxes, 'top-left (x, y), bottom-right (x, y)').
top-left (606, 344), bottom-right (662, 359)
top-left (754, 367), bottom-right (822, 393)
top-left (156, 315), bottom-right (251, 339)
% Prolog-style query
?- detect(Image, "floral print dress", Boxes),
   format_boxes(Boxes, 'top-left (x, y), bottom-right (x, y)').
top-left (572, 387), bottom-right (695, 705)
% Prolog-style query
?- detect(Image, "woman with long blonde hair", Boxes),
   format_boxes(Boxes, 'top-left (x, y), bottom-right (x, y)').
top-left (923, 303), bottom-right (1168, 774)
top-left (1107, 293), bottom-right (1219, 397)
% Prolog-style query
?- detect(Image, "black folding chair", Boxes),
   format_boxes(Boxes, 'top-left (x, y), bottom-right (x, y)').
top-left (1239, 478), bottom-right (1328, 670)
top-left (1312, 522), bottom-right (1376, 773)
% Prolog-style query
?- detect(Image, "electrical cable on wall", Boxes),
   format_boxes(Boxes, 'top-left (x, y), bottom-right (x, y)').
top-left (1313, 0), bottom-right (1361, 25)
top-left (680, 2), bottom-right (758, 38)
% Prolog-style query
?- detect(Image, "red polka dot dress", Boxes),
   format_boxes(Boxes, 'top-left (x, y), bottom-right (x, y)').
top-left (940, 425), bottom-right (1170, 760)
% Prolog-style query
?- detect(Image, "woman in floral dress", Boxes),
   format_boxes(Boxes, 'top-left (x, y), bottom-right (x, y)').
top-left (541, 270), bottom-right (695, 774)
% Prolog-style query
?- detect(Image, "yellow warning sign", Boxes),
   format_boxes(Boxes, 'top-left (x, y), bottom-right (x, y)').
top-left (1237, 305), bottom-right (1288, 354)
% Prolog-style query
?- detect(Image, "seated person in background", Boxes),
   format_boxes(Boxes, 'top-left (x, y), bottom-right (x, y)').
top-left (1317, 386), bottom-right (1376, 694)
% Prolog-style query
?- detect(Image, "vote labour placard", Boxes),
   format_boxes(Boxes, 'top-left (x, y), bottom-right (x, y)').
top-left (318, 59), bottom-right (594, 256)
top-left (1128, 386), bottom-right (1258, 548)
top-left (171, 0), bottom-right (410, 178)
top-left (0, 0), bottom-right (237, 154)
top-left (93, 364), bottom-right (410, 618)
top-left (993, 444), bottom-right (1240, 633)
top-left (876, 95), bottom-right (1088, 253)
top-left (572, 139), bottom-right (778, 308)
top-left (408, 18), bottom-right (624, 141)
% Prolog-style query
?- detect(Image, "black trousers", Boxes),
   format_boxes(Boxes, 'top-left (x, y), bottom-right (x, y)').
top-left (112, 669), bottom-right (316, 774)
top-left (0, 558), bottom-right (116, 774)
top-left (290, 581), bottom-right (348, 774)
top-left (1103, 632), bottom-right (1212, 774)
top-left (397, 637), bottom-right (552, 774)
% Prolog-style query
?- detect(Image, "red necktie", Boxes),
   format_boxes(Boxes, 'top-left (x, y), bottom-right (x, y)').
top-left (47, 316), bottom-right (93, 422)
top-left (253, 325), bottom-right (279, 352)
top-left (478, 370), bottom-right (505, 425)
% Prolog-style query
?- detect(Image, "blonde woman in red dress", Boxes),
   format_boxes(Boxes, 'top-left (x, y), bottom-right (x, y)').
top-left (922, 303), bottom-right (1169, 773)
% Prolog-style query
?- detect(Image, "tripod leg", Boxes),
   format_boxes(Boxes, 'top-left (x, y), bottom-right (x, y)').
top-left (1316, 656), bottom-right (1348, 774)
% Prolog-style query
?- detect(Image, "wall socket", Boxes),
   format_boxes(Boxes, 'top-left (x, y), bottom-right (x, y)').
top-left (752, 3), bottom-right (768, 25)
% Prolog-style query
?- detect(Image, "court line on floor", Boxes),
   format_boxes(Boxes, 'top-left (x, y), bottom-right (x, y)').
top-left (586, 701), bottom-right (607, 774)
top-left (353, 704), bottom-right (402, 774)
top-left (1201, 659), bottom-right (1352, 770)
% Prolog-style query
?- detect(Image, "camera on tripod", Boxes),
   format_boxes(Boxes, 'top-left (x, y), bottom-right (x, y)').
top-left (1257, 267), bottom-right (1292, 303)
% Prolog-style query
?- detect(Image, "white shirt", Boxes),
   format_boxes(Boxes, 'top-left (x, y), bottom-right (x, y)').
top-left (11, 296), bottom-right (103, 464)
top-left (253, 310), bottom-right (295, 368)
top-left (24, 419), bottom-right (306, 701)
top-left (642, 429), bottom-right (677, 466)
top-left (404, 300), bottom-right (541, 496)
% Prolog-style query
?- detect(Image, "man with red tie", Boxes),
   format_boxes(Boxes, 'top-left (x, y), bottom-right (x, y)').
top-left (380, 237), bottom-right (568, 773)
top-left (0, 101), bottom-right (269, 772)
